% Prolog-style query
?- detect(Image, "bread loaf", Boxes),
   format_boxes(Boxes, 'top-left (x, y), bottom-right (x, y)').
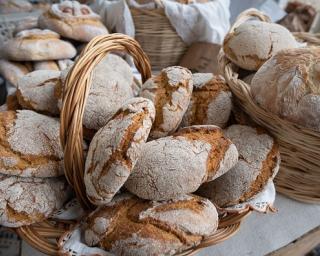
top-left (0, 173), bottom-right (71, 227)
top-left (197, 125), bottom-right (280, 207)
top-left (39, 0), bottom-right (108, 42)
top-left (140, 66), bottom-right (193, 139)
top-left (0, 0), bottom-right (32, 14)
top-left (85, 97), bottom-right (155, 205)
top-left (125, 125), bottom-right (238, 200)
top-left (223, 20), bottom-right (299, 71)
top-left (181, 73), bottom-right (232, 128)
top-left (251, 47), bottom-right (320, 131)
top-left (84, 193), bottom-right (218, 256)
top-left (33, 61), bottom-right (60, 71)
top-left (0, 59), bottom-right (30, 87)
top-left (0, 110), bottom-right (64, 177)
top-left (2, 29), bottom-right (77, 61)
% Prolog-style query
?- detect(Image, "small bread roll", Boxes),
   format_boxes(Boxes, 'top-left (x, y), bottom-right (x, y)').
top-left (2, 29), bottom-right (77, 61)
top-left (0, 173), bottom-right (71, 227)
top-left (125, 125), bottom-right (238, 200)
top-left (251, 47), bottom-right (320, 132)
top-left (85, 97), bottom-right (155, 205)
top-left (17, 70), bottom-right (61, 115)
top-left (181, 73), bottom-right (232, 128)
top-left (223, 20), bottom-right (298, 71)
top-left (84, 193), bottom-right (218, 256)
top-left (0, 110), bottom-right (64, 177)
top-left (33, 61), bottom-right (60, 71)
top-left (0, 0), bottom-right (32, 14)
top-left (140, 66), bottom-right (193, 139)
top-left (0, 59), bottom-right (30, 87)
top-left (197, 125), bottom-right (280, 207)
top-left (39, 0), bottom-right (108, 42)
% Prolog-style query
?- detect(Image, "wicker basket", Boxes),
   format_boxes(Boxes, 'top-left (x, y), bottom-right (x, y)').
top-left (219, 9), bottom-right (320, 204)
top-left (130, 6), bottom-right (188, 70)
top-left (57, 33), bottom-right (251, 255)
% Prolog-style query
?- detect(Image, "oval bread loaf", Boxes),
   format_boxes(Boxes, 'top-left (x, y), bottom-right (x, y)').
top-left (125, 125), bottom-right (238, 200)
top-left (0, 59), bottom-right (30, 87)
top-left (84, 193), bottom-right (218, 256)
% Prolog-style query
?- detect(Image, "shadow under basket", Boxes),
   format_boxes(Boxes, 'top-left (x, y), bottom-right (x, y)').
top-left (219, 9), bottom-right (320, 204)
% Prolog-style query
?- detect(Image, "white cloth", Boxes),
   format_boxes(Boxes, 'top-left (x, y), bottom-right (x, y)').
top-left (92, 0), bottom-right (230, 45)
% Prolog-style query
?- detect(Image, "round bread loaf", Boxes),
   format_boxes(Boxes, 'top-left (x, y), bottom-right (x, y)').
top-left (33, 60), bottom-right (60, 71)
top-left (251, 47), bottom-right (320, 132)
top-left (39, 0), bottom-right (108, 42)
top-left (0, 110), bottom-right (64, 177)
top-left (140, 66), bottom-right (193, 139)
top-left (223, 20), bottom-right (298, 71)
top-left (0, 0), bottom-right (32, 14)
top-left (84, 193), bottom-right (218, 256)
top-left (181, 73), bottom-right (232, 128)
top-left (17, 70), bottom-right (61, 115)
top-left (197, 125), bottom-right (280, 207)
top-left (0, 173), bottom-right (71, 227)
top-left (125, 125), bottom-right (238, 200)
top-left (0, 59), bottom-right (30, 87)
top-left (84, 97), bottom-right (155, 205)
top-left (59, 54), bottom-right (134, 131)
top-left (2, 29), bottom-right (77, 61)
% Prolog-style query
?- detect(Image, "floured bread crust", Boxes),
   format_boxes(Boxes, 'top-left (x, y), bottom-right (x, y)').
top-left (84, 97), bottom-right (155, 205)
top-left (58, 54), bottom-right (134, 131)
top-left (125, 125), bottom-right (238, 200)
top-left (0, 0), bottom-right (32, 14)
top-left (197, 125), bottom-right (280, 207)
top-left (251, 47), bottom-right (320, 131)
top-left (39, 0), bottom-right (108, 42)
top-left (181, 73), bottom-right (232, 128)
top-left (140, 66), bottom-right (193, 139)
top-left (2, 29), bottom-right (77, 61)
top-left (17, 70), bottom-right (61, 115)
top-left (223, 20), bottom-right (298, 71)
top-left (0, 110), bottom-right (64, 177)
top-left (0, 59), bottom-right (30, 87)
top-left (84, 193), bottom-right (218, 256)
top-left (0, 173), bottom-right (71, 227)
top-left (33, 60), bottom-right (60, 71)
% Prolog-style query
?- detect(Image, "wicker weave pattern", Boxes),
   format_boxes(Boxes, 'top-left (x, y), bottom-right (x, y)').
top-left (219, 9), bottom-right (320, 204)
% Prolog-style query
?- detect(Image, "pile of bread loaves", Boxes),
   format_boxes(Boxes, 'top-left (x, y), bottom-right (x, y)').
top-left (223, 16), bottom-right (320, 132)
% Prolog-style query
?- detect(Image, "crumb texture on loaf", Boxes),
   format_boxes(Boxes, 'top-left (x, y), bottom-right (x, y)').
top-left (251, 47), bottom-right (320, 131)
top-left (85, 97), bottom-right (155, 205)
top-left (84, 193), bottom-right (218, 256)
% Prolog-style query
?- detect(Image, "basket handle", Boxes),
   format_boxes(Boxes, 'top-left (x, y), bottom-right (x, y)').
top-left (60, 33), bottom-right (152, 209)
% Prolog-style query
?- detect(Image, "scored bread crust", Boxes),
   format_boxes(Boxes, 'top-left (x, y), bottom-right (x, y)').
top-left (0, 173), bottom-right (71, 227)
top-left (181, 73), bottom-right (232, 128)
top-left (125, 125), bottom-right (238, 200)
top-left (39, 0), bottom-right (108, 42)
top-left (0, 59), bottom-right (30, 87)
top-left (84, 97), bottom-right (155, 205)
top-left (17, 70), bottom-right (61, 115)
top-left (140, 66), bottom-right (193, 139)
top-left (197, 125), bottom-right (280, 207)
top-left (251, 47), bottom-right (320, 132)
top-left (0, 110), bottom-right (64, 177)
top-left (2, 29), bottom-right (77, 61)
top-left (223, 20), bottom-right (298, 71)
top-left (84, 193), bottom-right (218, 256)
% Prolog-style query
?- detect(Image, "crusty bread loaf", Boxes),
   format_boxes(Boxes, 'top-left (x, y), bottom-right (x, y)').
top-left (39, 0), bottom-right (108, 42)
top-left (197, 125), bottom-right (280, 207)
top-left (0, 173), bottom-right (71, 227)
top-left (0, 59), bottom-right (30, 87)
top-left (251, 47), bottom-right (320, 132)
top-left (223, 20), bottom-right (299, 71)
top-left (2, 29), bottom-right (77, 61)
top-left (17, 70), bottom-right (61, 115)
top-left (125, 125), bottom-right (238, 200)
top-left (0, 0), bottom-right (32, 14)
top-left (0, 110), bottom-right (64, 177)
top-left (181, 73), bottom-right (232, 128)
top-left (33, 60), bottom-right (60, 71)
top-left (84, 193), bottom-right (218, 256)
top-left (59, 54), bottom-right (134, 131)
top-left (85, 97), bottom-right (155, 205)
top-left (140, 66), bottom-right (193, 139)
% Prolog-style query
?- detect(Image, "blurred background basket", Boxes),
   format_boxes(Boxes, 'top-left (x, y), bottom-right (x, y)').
top-left (219, 9), bottom-right (320, 204)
